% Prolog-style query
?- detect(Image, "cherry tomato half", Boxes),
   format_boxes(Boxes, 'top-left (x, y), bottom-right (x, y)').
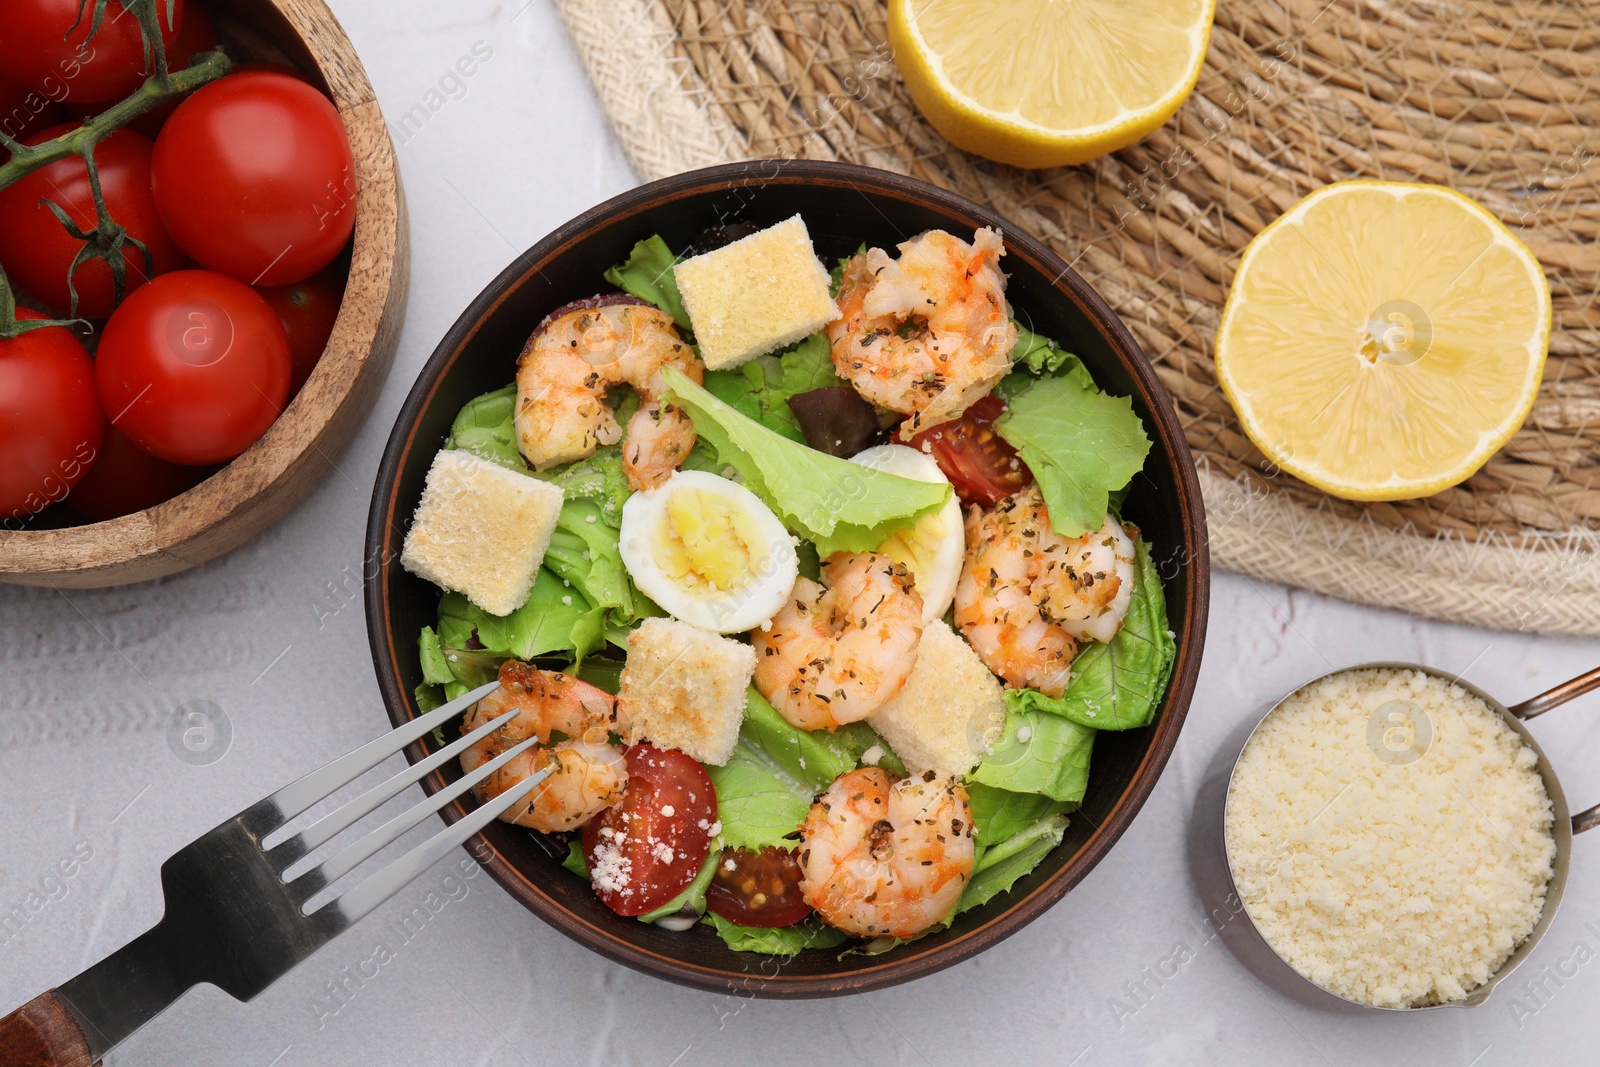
top-left (0, 310), bottom-right (104, 519)
top-left (256, 261), bottom-right (345, 397)
top-left (67, 425), bottom-right (210, 521)
top-left (582, 745), bottom-right (716, 917)
top-left (152, 72), bottom-right (355, 286)
top-left (906, 394), bottom-right (1032, 507)
top-left (706, 846), bottom-right (812, 927)
top-left (0, 125), bottom-right (185, 318)
top-left (0, 0), bottom-right (186, 105)
top-left (95, 270), bottom-right (291, 465)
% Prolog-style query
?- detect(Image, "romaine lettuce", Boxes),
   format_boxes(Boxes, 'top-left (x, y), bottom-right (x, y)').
top-left (970, 704), bottom-right (1096, 803)
top-left (964, 782), bottom-right (1072, 847)
top-left (700, 332), bottom-right (845, 444)
top-left (955, 814), bottom-right (1069, 915)
top-left (443, 384), bottom-right (525, 471)
top-left (705, 913), bottom-right (848, 955)
top-left (603, 235), bottom-right (690, 330)
top-left (1009, 537), bottom-right (1174, 731)
top-left (661, 367), bottom-right (950, 557)
top-left (993, 360), bottom-right (1151, 538)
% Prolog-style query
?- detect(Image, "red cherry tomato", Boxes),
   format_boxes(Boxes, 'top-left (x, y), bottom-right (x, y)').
top-left (906, 394), bottom-right (1033, 507)
top-left (256, 262), bottom-right (345, 397)
top-left (0, 0), bottom-right (186, 105)
top-left (0, 72), bottom-right (63, 148)
top-left (152, 72), bottom-right (355, 286)
top-left (95, 270), bottom-right (291, 465)
top-left (231, 61), bottom-right (312, 82)
top-left (0, 310), bottom-right (104, 518)
top-left (67, 425), bottom-right (210, 521)
top-left (582, 745), bottom-right (716, 917)
top-left (0, 124), bottom-right (185, 318)
top-left (706, 847), bottom-right (812, 927)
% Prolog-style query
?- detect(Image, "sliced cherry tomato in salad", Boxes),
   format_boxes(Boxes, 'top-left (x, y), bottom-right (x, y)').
top-left (152, 72), bottom-right (356, 286)
top-left (0, 0), bottom-right (186, 105)
top-left (0, 124), bottom-right (185, 318)
top-left (582, 745), bottom-right (716, 917)
top-left (0, 309), bottom-right (104, 519)
top-left (906, 393), bottom-right (1032, 507)
top-left (95, 269), bottom-right (291, 465)
top-left (706, 846), bottom-right (811, 927)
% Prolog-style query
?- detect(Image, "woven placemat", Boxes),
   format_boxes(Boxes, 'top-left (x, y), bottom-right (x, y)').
top-left (554, 0), bottom-right (1600, 636)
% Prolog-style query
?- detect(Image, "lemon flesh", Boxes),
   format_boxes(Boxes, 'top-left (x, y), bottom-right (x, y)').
top-left (890, 0), bottom-right (1215, 168)
top-left (1215, 181), bottom-right (1551, 502)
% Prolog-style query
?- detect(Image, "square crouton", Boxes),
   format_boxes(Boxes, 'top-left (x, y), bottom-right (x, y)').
top-left (672, 214), bottom-right (839, 370)
top-left (868, 620), bottom-right (1007, 777)
top-left (400, 449), bottom-right (563, 617)
top-left (619, 618), bottom-right (757, 766)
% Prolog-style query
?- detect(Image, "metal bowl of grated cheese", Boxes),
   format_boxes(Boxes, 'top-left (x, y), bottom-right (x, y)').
top-left (1191, 660), bottom-right (1600, 1012)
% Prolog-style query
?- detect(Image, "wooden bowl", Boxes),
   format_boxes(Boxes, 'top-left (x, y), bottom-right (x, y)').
top-left (365, 161), bottom-right (1209, 996)
top-left (0, 0), bottom-right (406, 589)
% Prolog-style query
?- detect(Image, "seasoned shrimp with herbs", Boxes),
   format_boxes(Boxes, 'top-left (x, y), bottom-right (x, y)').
top-left (829, 227), bottom-right (1017, 438)
top-left (799, 767), bottom-right (976, 938)
top-left (460, 661), bottom-right (629, 832)
top-left (751, 551), bottom-right (924, 730)
top-left (955, 485), bottom-right (1137, 696)
top-left (514, 294), bottom-right (703, 490)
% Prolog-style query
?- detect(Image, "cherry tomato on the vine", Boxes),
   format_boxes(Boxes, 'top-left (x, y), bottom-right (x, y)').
top-left (906, 394), bottom-right (1033, 507)
top-left (152, 72), bottom-right (355, 286)
top-left (706, 846), bottom-right (812, 927)
top-left (230, 61), bottom-right (312, 82)
top-left (256, 261), bottom-right (346, 397)
top-left (0, 0), bottom-right (186, 105)
top-left (582, 745), bottom-right (717, 917)
top-left (0, 72), bottom-right (63, 148)
top-left (0, 310), bottom-right (104, 519)
top-left (62, 3), bottom-right (219, 138)
top-left (66, 425), bottom-right (210, 521)
top-left (0, 125), bottom-right (185, 318)
top-left (95, 270), bottom-right (291, 465)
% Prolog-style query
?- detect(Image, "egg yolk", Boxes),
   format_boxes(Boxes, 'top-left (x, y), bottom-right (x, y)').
top-left (652, 487), bottom-right (767, 594)
top-left (876, 510), bottom-right (947, 595)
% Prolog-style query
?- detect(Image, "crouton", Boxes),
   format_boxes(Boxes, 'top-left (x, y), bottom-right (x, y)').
top-left (868, 620), bottom-right (1007, 777)
top-left (619, 618), bottom-right (757, 765)
top-left (672, 214), bottom-right (839, 370)
top-left (400, 449), bottom-right (563, 616)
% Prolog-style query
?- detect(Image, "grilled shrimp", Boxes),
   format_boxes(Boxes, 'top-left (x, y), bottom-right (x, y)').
top-left (954, 486), bottom-right (1137, 697)
top-left (751, 552), bottom-right (924, 730)
top-left (514, 295), bottom-right (704, 490)
top-left (828, 228), bottom-right (1017, 439)
top-left (799, 767), bottom-right (975, 938)
top-left (460, 660), bottom-right (629, 832)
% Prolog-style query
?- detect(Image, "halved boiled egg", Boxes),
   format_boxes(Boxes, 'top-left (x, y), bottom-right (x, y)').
top-left (849, 444), bottom-right (964, 622)
top-left (619, 469), bottom-right (798, 633)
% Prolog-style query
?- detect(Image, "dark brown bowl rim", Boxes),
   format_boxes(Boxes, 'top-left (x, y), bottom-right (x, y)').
top-left (364, 159), bottom-right (1209, 997)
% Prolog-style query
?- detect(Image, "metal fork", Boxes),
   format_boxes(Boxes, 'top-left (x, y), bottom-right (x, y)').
top-left (0, 680), bottom-right (519, 1067)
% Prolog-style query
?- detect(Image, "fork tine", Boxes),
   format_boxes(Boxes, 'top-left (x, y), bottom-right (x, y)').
top-left (303, 731), bottom-right (544, 892)
top-left (248, 680), bottom-right (500, 831)
top-left (270, 706), bottom-right (520, 862)
top-left (331, 761), bottom-right (553, 925)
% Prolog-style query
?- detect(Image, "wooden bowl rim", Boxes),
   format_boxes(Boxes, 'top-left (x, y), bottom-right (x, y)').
top-left (365, 159), bottom-right (1209, 997)
top-left (0, 0), bottom-right (398, 581)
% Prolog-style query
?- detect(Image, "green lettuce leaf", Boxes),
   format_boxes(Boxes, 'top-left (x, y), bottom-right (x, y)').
top-left (443, 384), bottom-right (526, 471)
top-left (971, 705), bottom-right (1095, 803)
top-left (661, 367), bottom-right (950, 557)
top-left (955, 814), bottom-right (1070, 915)
top-left (562, 839), bottom-right (589, 878)
top-left (437, 570), bottom-right (605, 663)
top-left (964, 782), bottom-right (1072, 847)
top-left (530, 444), bottom-right (633, 525)
top-left (1011, 538), bottom-right (1174, 731)
top-left (1010, 324), bottom-right (1078, 377)
top-left (705, 688), bottom-right (860, 852)
top-left (604, 235), bottom-right (689, 330)
top-left (705, 913), bottom-right (849, 955)
top-left (993, 363), bottom-right (1151, 538)
top-left (418, 627), bottom-right (453, 686)
top-left (701, 332), bottom-right (844, 444)
top-left (639, 845), bottom-right (722, 923)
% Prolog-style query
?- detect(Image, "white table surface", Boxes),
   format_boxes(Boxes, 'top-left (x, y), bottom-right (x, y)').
top-left (6, 3), bottom-right (1600, 1063)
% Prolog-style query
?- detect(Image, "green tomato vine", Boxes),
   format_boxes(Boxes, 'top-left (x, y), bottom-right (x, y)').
top-left (0, 0), bottom-right (232, 339)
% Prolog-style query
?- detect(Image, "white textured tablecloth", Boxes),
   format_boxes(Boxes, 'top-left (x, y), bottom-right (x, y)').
top-left (5, 3), bottom-right (1600, 1063)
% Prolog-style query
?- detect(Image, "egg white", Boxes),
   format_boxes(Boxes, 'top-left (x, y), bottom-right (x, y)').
top-left (849, 444), bottom-right (965, 622)
top-left (619, 469), bottom-right (798, 634)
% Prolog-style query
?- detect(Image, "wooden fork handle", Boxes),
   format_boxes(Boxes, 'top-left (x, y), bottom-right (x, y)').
top-left (0, 991), bottom-right (96, 1067)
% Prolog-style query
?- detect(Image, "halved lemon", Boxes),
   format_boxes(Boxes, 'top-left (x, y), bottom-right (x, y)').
top-left (888, 0), bottom-right (1216, 168)
top-left (1215, 181), bottom-right (1551, 502)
